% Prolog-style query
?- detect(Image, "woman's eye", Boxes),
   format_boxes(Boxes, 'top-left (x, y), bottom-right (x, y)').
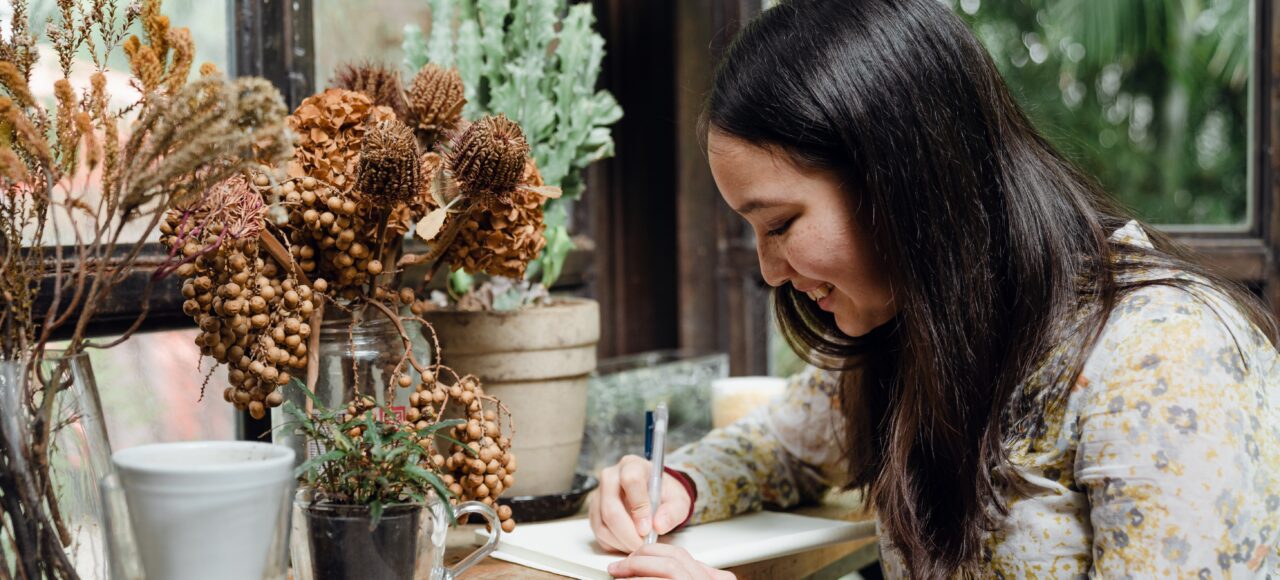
top-left (766, 217), bottom-right (795, 237)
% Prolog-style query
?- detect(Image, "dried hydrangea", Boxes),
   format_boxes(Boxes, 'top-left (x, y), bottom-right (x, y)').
top-left (436, 158), bottom-right (548, 279)
top-left (286, 88), bottom-right (396, 189)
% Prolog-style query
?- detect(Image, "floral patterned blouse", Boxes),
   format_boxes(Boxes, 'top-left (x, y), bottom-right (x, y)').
top-left (667, 222), bottom-right (1280, 578)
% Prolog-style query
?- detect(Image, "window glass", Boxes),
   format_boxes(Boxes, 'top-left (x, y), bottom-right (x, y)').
top-left (951, 0), bottom-right (1251, 226)
top-left (54, 330), bottom-right (236, 448)
top-left (313, 0), bottom-right (431, 89)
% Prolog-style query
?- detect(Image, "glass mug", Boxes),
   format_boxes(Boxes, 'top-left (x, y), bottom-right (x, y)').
top-left (290, 488), bottom-right (500, 580)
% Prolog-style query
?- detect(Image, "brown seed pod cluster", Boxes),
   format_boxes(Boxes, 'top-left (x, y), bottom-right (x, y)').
top-left (443, 114), bottom-right (530, 207)
top-left (331, 61), bottom-right (407, 119)
top-left (405, 64), bottom-right (466, 147)
top-left (160, 178), bottom-right (316, 419)
top-left (407, 372), bottom-right (517, 533)
top-left (262, 175), bottom-right (387, 300)
top-left (357, 120), bottom-right (422, 208)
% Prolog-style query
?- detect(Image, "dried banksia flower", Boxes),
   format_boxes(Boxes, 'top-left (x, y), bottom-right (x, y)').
top-left (443, 114), bottom-right (530, 207)
top-left (405, 64), bottom-right (465, 145)
top-left (357, 120), bottom-right (421, 207)
top-left (332, 61), bottom-right (407, 119)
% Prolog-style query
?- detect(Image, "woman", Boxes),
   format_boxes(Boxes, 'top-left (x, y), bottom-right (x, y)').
top-left (589, 0), bottom-right (1280, 578)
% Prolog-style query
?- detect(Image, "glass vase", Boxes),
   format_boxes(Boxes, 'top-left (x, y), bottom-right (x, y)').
top-left (274, 304), bottom-right (411, 464)
top-left (42, 349), bottom-right (114, 579)
top-left (0, 351), bottom-right (113, 578)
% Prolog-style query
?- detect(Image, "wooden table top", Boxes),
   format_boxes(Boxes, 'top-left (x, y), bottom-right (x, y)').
top-left (443, 491), bottom-right (879, 580)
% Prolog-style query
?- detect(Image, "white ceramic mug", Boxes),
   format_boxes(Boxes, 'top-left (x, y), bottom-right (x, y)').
top-left (110, 441), bottom-right (296, 580)
top-left (711, 376), bottom-right (788, 428)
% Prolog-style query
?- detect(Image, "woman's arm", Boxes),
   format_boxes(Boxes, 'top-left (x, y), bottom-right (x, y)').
top-left (1075, 286), bottom-right (1279, 577)
top-left (667, 365), bottom-right (852, 526)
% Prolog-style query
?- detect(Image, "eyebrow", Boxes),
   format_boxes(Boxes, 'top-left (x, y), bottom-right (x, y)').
top-left (734, 200), bottom-right (773, 216)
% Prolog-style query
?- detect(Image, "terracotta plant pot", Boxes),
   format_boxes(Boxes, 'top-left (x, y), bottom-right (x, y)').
top-left (426, 297), bottom-right (599, 496)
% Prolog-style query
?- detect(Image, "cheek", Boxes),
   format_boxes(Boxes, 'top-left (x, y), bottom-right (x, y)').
top-left (790, 220), bottom-right (884, 293)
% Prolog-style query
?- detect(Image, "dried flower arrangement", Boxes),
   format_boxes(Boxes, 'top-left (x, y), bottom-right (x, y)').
top-left (160, 56), bottom-right (566, 532)
top-left (0, 0), bottom-right (291, 576)
top-left (403, 0), bottom-right (622, 308)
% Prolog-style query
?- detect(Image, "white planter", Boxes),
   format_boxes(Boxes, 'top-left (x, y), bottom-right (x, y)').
top-left (111, 441), bottom-right (295, 580)
top-left (428, 297), bottom-right (599, 496)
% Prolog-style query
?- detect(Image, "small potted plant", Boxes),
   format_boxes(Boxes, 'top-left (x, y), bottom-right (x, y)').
top-left (399, 0), bottom-right (622, 498)
top-left (283, 388), bottom-right (508, 580)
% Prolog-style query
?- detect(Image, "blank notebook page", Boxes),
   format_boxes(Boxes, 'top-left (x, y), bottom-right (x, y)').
top-left (477, 511), bottom-right (877, 580)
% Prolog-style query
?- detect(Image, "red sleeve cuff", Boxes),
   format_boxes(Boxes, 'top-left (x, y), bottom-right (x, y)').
top-left (664, 466), bottom-right (697, 532)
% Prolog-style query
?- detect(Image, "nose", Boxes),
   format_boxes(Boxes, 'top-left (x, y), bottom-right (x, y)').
top-left (755, 241), bottom-right (793, 288)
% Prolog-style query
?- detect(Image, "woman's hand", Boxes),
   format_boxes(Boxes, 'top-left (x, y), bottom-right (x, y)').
top-left (589, 454), bottom-right (692, 553)
top-left (607, 543), bottom-right (736, 580)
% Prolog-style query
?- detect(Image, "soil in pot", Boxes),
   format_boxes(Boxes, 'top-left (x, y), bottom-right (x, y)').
top-left (305, 503), bottom-right (422, 580)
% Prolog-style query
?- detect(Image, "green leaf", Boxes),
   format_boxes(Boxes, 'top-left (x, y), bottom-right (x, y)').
top-left (403, 464), bottom-right (457, 521)
top-left (417, 418), bottom-right (465, 437)
top-left (437, 433), bottom-right (478, 456)
top-left (370, 500), bottom-right (385, 531)
top-left (294, 449), bottom-right (346, 480)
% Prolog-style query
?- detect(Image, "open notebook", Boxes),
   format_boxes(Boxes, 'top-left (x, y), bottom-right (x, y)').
top-left (476, 511), bottom-right (877, 580)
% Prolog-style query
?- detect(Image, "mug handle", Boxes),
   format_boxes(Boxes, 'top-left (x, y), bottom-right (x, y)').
top-left (443, 501), bottom-right (501, 579)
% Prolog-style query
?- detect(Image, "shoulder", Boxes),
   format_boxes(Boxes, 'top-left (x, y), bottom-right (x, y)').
top-left (1077, 281), bottom-right (1277, 413)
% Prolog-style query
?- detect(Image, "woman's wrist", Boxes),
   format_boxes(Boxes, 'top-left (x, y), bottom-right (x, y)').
top-left (664, 466), bottom-right (697, 531)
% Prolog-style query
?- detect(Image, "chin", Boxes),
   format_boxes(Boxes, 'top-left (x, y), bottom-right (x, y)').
top-left (833, 313), bottom-right (877, 338)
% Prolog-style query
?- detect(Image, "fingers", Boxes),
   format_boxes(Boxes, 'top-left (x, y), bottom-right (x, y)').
top-left (588, 492), bottom-right (626, 553)
top-left (619, 456), bottom-right (656, 536)
top-left (652, 473), bottom-right (692, 535)
top-left (599, 458), bottom-right (645, 552)
top-left (608, 544), bottom-right (722, 579)
top-left (607, 555), bottom-right (702, 579)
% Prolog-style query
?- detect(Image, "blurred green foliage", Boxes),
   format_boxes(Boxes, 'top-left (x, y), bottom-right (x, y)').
top-left (950, 0), bottom-right (1250, 225)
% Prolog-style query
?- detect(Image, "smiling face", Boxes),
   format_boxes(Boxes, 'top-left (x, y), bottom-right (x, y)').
top-left (708, 130), bottom-right (896, 337)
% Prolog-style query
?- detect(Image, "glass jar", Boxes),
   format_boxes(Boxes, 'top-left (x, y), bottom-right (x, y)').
top-left (290, 488), bottom-right (499, 580)
top-left (274, 304), bottom-right (413, 464)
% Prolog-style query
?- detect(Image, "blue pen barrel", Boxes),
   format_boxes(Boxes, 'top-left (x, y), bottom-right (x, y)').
top-left (644, 410), bottom-right (654, 461)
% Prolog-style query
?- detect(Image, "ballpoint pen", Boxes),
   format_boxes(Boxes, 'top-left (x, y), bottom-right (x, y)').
top-left (644, 403), bottom-right (669, 545)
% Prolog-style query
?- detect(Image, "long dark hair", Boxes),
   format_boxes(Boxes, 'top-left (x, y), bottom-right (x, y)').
top-left (704, 0), bottom-right (1277, 576)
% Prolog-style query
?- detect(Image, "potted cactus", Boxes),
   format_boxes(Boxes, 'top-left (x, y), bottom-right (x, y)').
top-left (397, 0), bottom-right (622, 498)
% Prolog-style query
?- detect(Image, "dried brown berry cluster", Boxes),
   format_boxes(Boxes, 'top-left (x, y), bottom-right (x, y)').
top-left (160, 178), bottom-right (316, 419)
top-left (259, 175), bottom-right (398, 300)
top-left (410, 372), bottom-right (517, 532)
